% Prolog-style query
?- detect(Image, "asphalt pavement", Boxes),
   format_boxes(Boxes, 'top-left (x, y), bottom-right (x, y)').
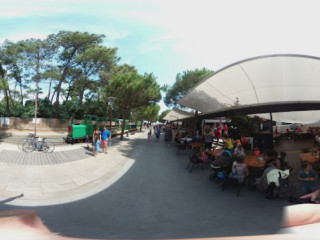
top-left (0, 129), bottom-right (291, 239)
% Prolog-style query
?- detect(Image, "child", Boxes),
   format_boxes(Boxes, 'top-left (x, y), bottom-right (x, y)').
top-left (85, 134), bottom-right (90, 149)
top-left (298, 161), bottom-right (318, 194)
top-left (253, 147), bottom-right (260, 156)
top-left (147, 130), bottom-right (151, 140)
top-left (229, 157), bottom-right (249, 184)
top-left (199, 147), bottom-right (208, 163)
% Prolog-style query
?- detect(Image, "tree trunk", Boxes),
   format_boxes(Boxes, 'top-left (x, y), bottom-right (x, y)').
top-left (47, 79), bottom-right (52, 100)
top-left (140, 119), bottom-right (143, 131)
top-left (34, 80), bottom-right (39, 137)
top-left (55, 80), bottom-right (63, 117)
top-left (7, 87), bottom-right (14, 107)
top-left (55, 47), bottom-right (78, 118)
top-left (120, 117), bottom-right (126, 140)
top-left (0, 64), bottom-right (10, 116)
top-left (4, 88), bottom-right (10, 116)
top-left (50, 89), bottom-right (56, 104)
top-left (79, 87), bottom-right (85, 106)
top-left (34, 63), bottom-right (41, 137)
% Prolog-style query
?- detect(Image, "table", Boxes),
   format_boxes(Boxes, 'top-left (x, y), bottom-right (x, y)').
top-left (243, 155), bottom-right (266, 168)
top-left (243, 155), bottom-right (266, 186)
top-left (207, 148), bottom-right (224, 157)
top-left (180, 137), bottom-right (193, 143)
top-left (189, 142), bottom-right (204, 148)
top-left (300, 152), bottom-right (319, 163)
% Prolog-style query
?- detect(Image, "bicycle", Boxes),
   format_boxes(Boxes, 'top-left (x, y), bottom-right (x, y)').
top-left (22, 136), bottom-right (55, 153)
top-left (18, 133), bottom-right (34, 150)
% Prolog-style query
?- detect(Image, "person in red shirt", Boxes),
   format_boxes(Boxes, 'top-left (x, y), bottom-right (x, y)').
top-left (223, 124), bottom-right (228, 137)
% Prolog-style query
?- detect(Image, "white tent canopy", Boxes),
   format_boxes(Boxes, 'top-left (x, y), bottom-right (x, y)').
top-left (179, 54), bottom-right (320, 124)
top-left (163, 108), bottom-right (194, 122)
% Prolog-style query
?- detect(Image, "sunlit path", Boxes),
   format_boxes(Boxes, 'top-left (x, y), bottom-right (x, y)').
top-left (0, 131), bottom-right (290, 239)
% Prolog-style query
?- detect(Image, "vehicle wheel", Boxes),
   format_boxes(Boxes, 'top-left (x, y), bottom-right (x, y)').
top-left (23, 141), bottom-right (34, 153)
top-left (44, 142), bottom-right (55, 153)
top-left (18, 139), bottom-right (27, 150)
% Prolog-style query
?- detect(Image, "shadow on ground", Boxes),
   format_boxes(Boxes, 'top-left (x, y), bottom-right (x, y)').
top-left (0, 133), bottom-right (290, 239)
top-left (0, 130), bottom-right (12, 143)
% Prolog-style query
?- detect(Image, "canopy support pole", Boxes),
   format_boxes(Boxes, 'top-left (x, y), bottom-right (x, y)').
top-left (270, 112), bottom-right (274, 149)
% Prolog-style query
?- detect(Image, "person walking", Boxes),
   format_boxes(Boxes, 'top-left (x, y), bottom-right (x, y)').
top-left (101, 125), bottom-right (111, 154)
top-left (92, 126), bottom-right (101, 156)
top-left (155, 126), bottom-right (161, 140)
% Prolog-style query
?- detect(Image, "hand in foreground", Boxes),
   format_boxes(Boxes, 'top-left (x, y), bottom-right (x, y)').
top-left (300, 189), bottom-right (320, 203)
top-left (2, 205), bottom-right (320, 240)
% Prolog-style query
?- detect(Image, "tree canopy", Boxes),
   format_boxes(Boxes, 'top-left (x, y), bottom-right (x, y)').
top-left (158, 109), bottom-right (170, 122)
top-left (0, 31), bottom-right (162, 124)
top-left (101, 72), bottom-right (161, 139)
top-left (164, 68), bottom-right (213, 108)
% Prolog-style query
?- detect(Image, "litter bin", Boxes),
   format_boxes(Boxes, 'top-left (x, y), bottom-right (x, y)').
top-left (126, 132), bottom-right (129, 137)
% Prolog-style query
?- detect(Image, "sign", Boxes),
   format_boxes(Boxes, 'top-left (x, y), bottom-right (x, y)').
top-left (32, 118), bottom-right (40, 124)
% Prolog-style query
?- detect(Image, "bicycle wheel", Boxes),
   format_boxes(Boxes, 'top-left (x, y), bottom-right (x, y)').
top-left (23, 141), bottom-right (35, 153)
top-left (43, 141), bottom-right (55, 153)
top-left (18, 139), bottom-right (27, 150)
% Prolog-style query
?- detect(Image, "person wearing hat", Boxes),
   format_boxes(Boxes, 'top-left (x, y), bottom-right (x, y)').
top-left (233, 143), bottom-right (245, 158)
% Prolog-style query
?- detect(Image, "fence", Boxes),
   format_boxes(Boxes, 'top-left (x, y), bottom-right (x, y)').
top-left (0, 117), bottom-right (79, 131)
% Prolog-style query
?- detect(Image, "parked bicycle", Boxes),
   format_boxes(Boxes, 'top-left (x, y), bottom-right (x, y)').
top-left (18, 133), bottom-right (34, 150)
top-left (22, 136), bottom-right (55, 153)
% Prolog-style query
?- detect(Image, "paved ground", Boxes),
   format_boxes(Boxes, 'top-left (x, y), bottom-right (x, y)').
top-left (0, 131), bottom-right (136, 206)
top-left (0, 129), bottom-right (293, 239)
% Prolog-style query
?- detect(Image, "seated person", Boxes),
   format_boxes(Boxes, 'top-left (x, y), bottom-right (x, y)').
top-left (233, 143), bottom-right (245, 158)
top-left (199, 147), bottom-right (208, 163)
top-left (229, 157), bottom-right (249, 184)
top-left (211, 149), bottom-right (233, 168)
top-left (224, 137), bottom-right (234, 152)
top-left (298, 161), bottom-right (318, 194)
top-left (203, 125), bottom-right (213, 150)
top-left (174, 132), bottom-right (180, 143)
top-left (263, 149), bottom-right (278, 174)
top-left (313, 146), bottom-right (320, 159)
top-left (275, 151), bottom-right (291, 170)
top-left (241, 136), bottom-right (248, 147)
top-left (253, 147), bottom-right (261, 156)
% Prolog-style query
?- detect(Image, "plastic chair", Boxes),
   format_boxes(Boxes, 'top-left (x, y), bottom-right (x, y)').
top-left (186, 151), bottom-right (204, 173)
top-left (221, 175), bottom-right (248, 196)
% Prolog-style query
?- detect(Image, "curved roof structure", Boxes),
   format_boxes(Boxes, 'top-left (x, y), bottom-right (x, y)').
top-left (179, 54), bottom-right (320, 123)
top-left (163, 108), bottom-right (194, 122)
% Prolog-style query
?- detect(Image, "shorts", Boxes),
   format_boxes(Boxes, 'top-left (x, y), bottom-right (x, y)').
top-left (101, 140), bottom-right (108, 147)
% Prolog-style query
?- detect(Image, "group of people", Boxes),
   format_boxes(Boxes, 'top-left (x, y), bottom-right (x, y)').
top-left (203, 123), bottom-right (229, 149)
top-left (208, 134), bottom-right (249, 185)
top-left (86, 125), bottom-right (112, 156)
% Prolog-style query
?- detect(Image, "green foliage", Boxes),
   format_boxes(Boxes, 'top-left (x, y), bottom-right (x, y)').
top-left (103, 72), bottom-right (161, 112)
top-left (227, 113), bottom-right (262, 136)
top-left (164, 68), bottom-right (213, 108)
top-left (38, 98), bottom-right (54, 118)
top-left (11, 101), bottom-right (34, 118)
top-left (158, 109), bottom-right (171, 122)
top-left (102, 72), bottom-right (161, 139)
top-left (132, 104), bottom-right (161, 123)
top-left (47, 31), bottom-right (107, 117)
top-left (0, 31), bottom-right (165, 123)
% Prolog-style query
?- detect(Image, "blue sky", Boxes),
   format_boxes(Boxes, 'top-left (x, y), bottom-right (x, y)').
top-left (1, 0), bottom-right (320, 112)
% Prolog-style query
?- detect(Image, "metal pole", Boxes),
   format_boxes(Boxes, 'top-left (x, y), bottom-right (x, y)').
top-left (109, 106), bottom-right (112, 146)
top-left (108, 97), bottom-right (115, 146)
top-left (270, 112), bottom-right (273, 149)
top-left (34, 80), bottom-right (39, 137)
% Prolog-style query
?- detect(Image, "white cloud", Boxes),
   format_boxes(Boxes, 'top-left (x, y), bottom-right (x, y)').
top-left (138, 44), bottom-right (162, 53)
top-left (0, 2), bottom-right (76, 18)
top-left (3, 0), bottom-right (320, 87)
top-left (0, 33), bottom-right (48, 44)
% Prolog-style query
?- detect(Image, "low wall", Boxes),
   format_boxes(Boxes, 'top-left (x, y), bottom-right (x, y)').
top-left (0, 117), bottom-right (80, 131)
